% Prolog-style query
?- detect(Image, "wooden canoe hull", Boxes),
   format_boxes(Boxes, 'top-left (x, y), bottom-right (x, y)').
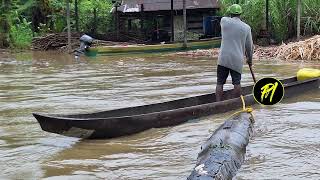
top-left (85, 38), bottom-right (221, 57)
top-left (33, 77), bottom-right (319, 139)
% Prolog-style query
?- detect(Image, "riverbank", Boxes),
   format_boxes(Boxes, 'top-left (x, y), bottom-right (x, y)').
top-left (3, 35), bottom-right (319, 61)
top-left (168, 35), bottom-right (320, 61)
top-left (0, 49), bottom-right (8, 53)
top-left (166, 46), bottom-right (278, 60)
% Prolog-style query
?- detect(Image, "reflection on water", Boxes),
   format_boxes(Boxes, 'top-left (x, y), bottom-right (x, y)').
top-left (236, 90), bottom-right (320, 180)
top-left (0, 51), bottom-right (319, 179)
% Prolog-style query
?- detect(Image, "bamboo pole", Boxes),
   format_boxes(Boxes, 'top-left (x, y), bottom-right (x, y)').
top-left (66, 0), bottom-right (71, 52)
top-left (182, 0), bottom-right (187, 48)
top-left (297, 0), bottom-right (301, 41)
top-left (188, 112), bottom-right (254, 179)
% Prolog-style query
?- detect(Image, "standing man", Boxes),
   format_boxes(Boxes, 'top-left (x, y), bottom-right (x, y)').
top-left (215, 4), bottom-right (253, 101)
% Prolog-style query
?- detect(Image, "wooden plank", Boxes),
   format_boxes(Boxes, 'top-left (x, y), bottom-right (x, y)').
top-left (188, 16), bottom-right (203, 22)
top-left (183, 0), bottom-right (187, 48)
top-left (187, 22), bottom-right (203, 29)
top-left (66, 0), bottom-right (71, 52)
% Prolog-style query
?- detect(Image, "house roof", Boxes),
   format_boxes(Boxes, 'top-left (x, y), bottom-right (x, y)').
top-left (116, 0), bottom-right (219, 13)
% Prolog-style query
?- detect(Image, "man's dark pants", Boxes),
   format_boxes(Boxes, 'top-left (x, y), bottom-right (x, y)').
top-left (216, 65), bottom-right (242, 101)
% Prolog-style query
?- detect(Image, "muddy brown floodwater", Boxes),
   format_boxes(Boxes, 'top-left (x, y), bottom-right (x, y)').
top-left (0, 51), bottom-right (319, 179)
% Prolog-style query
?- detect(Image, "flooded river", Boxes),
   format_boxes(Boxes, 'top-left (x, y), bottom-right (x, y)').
top-left (0, 51), bottom-right (319, 179)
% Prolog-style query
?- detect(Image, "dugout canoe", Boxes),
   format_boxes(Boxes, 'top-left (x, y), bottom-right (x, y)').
top-left (33, 77), bottom-right (319, 139)
top-left (84, 38), bottom-right (221, 57)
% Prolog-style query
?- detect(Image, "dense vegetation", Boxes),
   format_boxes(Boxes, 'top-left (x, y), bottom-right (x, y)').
top-left (219, 0), bottom-right (320, 42)
top-left (0, 0), bottom-right (319, 49)
top-left (0, 0), bottom-right (113, 48)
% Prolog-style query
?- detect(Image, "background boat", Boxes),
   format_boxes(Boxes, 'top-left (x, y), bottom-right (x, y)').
top-left (85, 38), bottom-right (221, 57)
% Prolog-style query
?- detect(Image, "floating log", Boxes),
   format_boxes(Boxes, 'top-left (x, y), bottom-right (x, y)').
top-left (188, 111), bottom-right (254, 180)
top-left (253, 45), bottom-right (279, 59)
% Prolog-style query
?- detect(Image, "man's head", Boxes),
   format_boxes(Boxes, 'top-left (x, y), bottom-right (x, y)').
top-left (227, 4), bottom-right (242, 17)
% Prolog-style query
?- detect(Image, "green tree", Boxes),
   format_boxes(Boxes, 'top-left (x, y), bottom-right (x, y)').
top-left (0, 0), bottom-right (12, 47)
top-left (78, 0), bottom-right (113, 34)
top-left (219, 0), bottom-right (320, 42)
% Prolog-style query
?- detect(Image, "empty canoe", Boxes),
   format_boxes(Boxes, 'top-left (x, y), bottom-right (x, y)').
top-left (33, 77), bottom-right (319, 139)
top-left (85, 38), bottom-right (221, 57)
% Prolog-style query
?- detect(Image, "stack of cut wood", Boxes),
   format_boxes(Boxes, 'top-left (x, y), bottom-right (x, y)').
top-left (275, 35), bottom-right (320, 61)
top-left (32, 32), bottom-right (81, 50)
top-left (253, 45), bottom-right (279, 59)
top-left (169, 35), bottom-right (320, 61)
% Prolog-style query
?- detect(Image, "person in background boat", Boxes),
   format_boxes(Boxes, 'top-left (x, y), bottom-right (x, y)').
top-left (215, 4), bottom-right (253, 101)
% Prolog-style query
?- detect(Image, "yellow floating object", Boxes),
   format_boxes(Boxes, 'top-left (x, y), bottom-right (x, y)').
top-left (297, 68), bottom-right (320, 81)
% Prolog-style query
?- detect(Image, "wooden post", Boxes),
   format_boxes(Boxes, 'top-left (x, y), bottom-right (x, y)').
top-left (128, 19), bottom-right (132, 31)
top-left (115, 5), bottom-right (119, 41)
top-left (66, 0), bottom-right (71, 52)
top-left (297, 0), bottom-right (301, 41)
top-left (182, 0), bottom-right (187, 48)
top-left (266, 0), bottom-right (270, 44)
top-left (93, 8), bottom-right (97, 35)
top-left (170, 0), bottom-right (174, 42)
top-left (75, 0), bottom-right (79, 32)
top-left (266, 0), bottom-right (269, 32)
top-left (140, 4), bottom-right (144, 35)
top-left (140, 4), bottom-right (144, 30)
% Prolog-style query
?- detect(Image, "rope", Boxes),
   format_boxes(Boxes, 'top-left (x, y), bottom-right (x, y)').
top-left (227, 95), bottom-right (255, 123)
top-left (240, 95), bottom-right (253, 113)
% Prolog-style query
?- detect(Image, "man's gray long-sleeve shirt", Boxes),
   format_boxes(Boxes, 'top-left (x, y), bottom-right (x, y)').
top-left (218, 17), bottom-right (253, 74)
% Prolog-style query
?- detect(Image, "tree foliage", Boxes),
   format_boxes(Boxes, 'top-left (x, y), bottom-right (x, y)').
top-left (0, 0), bottom-right (114, 48)
top-left (219, 0), bottom-right (320, 42)
top-left (0, 0), bottom-right (319, 48)
top-left (77, 0), bottom-right (113, 34)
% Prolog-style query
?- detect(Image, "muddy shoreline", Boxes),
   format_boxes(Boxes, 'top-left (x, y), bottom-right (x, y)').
top-left (168, 35), bottom-right (320, 61)
top-left (2, 35), bottom-right (319, 61)
top-left (166, 45), bottom-right (278, 60)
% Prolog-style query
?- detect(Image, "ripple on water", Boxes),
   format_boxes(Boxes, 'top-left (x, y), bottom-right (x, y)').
top-left (0, 53), bottom-right (319, 179)
top-left (236, 92), bottom-right (320, 179)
